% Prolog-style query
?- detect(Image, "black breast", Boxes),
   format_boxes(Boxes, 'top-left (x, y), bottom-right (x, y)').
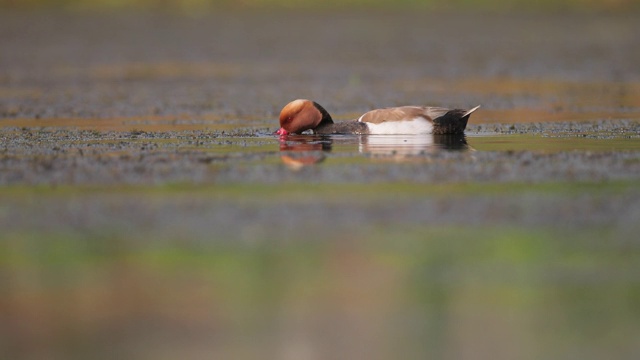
top-left (314, 121), bottom-right (369, 135)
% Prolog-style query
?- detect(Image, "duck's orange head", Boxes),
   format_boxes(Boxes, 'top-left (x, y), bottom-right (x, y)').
top-left (276, 99), bottom-right (332, 135)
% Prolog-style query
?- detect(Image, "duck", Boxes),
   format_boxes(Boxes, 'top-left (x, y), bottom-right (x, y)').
top-left (275, 99), bottom-right (480, 136)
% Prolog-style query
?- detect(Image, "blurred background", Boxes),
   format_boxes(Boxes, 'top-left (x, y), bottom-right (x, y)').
top-left (1, 0), bottom-right (638, 11)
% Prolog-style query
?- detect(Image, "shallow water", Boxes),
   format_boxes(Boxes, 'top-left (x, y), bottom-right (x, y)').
top-left (280, 130), bottom-right (640, 156)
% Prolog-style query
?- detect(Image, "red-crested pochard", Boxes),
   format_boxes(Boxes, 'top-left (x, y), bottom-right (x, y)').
top-left (275, 99), bottom-right (480, 136)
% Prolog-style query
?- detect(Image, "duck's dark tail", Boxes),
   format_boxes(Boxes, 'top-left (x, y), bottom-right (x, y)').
top-left (432, 105), bottom-right (480, 135)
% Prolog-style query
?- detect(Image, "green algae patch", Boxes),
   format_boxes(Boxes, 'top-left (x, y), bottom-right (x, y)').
top-left (0, 179), bottom-right (638, 203)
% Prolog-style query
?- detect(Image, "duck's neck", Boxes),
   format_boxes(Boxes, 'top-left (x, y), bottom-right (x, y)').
top-left (313, 102), bottom-right (334, 127)
top-left (314, 120), bottom-right (369, 135)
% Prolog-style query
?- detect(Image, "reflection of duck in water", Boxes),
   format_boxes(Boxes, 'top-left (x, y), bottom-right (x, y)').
top-left (279, 135), bottom-right (332, 170)
top-left (275, 99), bottom-right (479, 136)
top-left (360, 134), bottom-right (471, 158)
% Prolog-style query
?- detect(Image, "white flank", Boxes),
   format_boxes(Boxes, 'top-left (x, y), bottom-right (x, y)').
top-left (364, 117), bottom-right (434, 135)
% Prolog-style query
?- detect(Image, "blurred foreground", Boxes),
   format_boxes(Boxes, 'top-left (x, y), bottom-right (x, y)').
top-left (2, 182), bottom-right (640, 360)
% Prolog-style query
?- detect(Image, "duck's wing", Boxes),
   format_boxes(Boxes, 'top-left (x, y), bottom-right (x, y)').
top-left (358, 106), bottom-right (451, 124)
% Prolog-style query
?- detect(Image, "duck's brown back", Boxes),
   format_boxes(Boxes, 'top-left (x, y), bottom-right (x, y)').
top-left (358, 106), bottom-right (450, 124)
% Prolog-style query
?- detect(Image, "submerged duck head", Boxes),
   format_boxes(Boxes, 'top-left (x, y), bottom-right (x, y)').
top-left (276, 99), bottom-right (333, 135)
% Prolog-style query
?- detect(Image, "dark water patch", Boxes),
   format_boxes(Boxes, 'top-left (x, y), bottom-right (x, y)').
top-left (467, 119), bottom-right (640, 135)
